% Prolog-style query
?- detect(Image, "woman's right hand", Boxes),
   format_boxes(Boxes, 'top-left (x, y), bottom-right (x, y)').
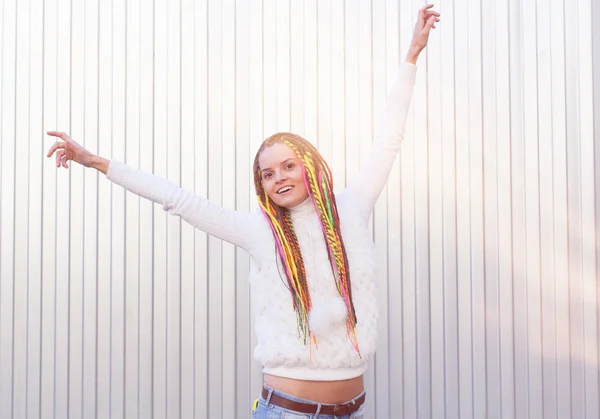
top-left (46, 131), bottom-right (95, 169)
top-left (405, 4), bottom-right (440, 64)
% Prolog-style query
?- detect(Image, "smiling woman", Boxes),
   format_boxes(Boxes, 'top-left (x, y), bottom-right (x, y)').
top-left (253, 131), bottom-right (361, 360)
top-left (256, 139), bottom-right (310, 208)
top-left (45, 5), bottom-right (439, 418)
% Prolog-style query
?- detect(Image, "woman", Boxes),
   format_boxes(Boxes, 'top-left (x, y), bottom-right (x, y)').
top-left (47, 6), bottom-right (439, 418)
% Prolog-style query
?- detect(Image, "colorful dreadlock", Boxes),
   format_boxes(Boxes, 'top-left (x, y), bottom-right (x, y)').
top-left (253, 133), bottom-right (361, 357)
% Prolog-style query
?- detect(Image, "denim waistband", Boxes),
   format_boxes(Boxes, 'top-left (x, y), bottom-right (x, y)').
top-left (261, 385), bottom-right (366, 407)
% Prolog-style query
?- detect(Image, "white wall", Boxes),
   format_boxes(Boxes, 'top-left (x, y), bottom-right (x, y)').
top-left (1, 0), bottom-right (598, 418)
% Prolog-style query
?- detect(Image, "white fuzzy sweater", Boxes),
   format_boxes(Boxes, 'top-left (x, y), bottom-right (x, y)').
top-left (106, 62), bottom-right (416, 381)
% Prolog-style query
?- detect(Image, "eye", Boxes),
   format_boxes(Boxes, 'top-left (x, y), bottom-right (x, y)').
top-left (285, 163), bottom-right (295, 170)
top-left (263, 172), bottom-right (273, 179)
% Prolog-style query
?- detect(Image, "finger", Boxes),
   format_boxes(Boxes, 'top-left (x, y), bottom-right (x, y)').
top-left (46, 131), bottom-right (71, 143)
top-left (420, 4), bottom-right (435, 14)
top-left (425, 10), bottom-right (440, 17)
top-left (61, 154), bottom-right (69, 168)
top-left (423, 15), bottom-right (436, 34)
top-left (56, 150), bottom-right (64, 167)
top-left (47, 141), bottom-right (65, 157)
top-left (47, 131), bottom-right (65, 138)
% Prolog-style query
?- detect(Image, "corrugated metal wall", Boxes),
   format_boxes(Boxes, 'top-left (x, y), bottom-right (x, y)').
top-left (1, 0), bottom-right (598, 418)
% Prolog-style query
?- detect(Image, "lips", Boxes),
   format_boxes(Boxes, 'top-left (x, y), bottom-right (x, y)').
top-left (277, 185), bottom-right (294, 194)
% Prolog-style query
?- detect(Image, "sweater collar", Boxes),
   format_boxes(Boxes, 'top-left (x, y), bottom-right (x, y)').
top-left (287, 196), bottom-right (315, 216)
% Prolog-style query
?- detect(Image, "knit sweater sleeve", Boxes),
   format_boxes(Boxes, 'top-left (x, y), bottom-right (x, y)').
top-left (106, 160), bottom-right (257, 251)
top-left (340, 61), bottom-right (417, 218)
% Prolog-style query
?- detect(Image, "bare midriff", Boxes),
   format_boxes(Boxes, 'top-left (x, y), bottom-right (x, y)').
top-left (262, 373), bottom-right (364, 404)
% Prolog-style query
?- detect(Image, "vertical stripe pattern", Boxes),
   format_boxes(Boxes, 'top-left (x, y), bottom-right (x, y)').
top-left (0, 1), bottom-right (598, 418)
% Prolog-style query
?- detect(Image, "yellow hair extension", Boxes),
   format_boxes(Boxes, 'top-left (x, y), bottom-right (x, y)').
top-left (253, 133), bottom-right (361, 357)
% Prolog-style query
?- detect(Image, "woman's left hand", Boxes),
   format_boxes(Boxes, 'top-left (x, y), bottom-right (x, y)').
top-left (406, 4), bottom-right (440, 64)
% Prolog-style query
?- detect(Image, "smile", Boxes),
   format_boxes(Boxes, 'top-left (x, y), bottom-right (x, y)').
top-left (277, 186), bottom-right (294, 194)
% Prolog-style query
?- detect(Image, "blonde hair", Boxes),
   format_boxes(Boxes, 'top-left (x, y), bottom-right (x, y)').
top-left (253, 133), bottom-right (360, 356)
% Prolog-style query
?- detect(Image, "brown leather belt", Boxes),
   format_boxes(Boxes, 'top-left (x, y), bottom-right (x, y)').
top-left (261, 387), bottom-right (365, 416)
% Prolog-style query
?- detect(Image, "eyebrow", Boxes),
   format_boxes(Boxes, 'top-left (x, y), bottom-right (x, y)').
top-left (261, 158), bottom-right (295, 173)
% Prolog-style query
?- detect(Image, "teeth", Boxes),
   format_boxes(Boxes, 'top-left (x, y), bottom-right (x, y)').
top-left (278, 186), bottom-right (293, 194)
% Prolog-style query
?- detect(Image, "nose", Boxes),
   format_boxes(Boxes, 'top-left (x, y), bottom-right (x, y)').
top-left (274, 170), bottom-right (287, 182)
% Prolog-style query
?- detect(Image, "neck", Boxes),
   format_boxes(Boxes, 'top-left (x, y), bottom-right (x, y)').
top-left (287, 196), bottom-right (313, 214)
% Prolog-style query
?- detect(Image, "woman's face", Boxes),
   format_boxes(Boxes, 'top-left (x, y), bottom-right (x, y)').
top-left (258, 142), bottom-right (309, 208)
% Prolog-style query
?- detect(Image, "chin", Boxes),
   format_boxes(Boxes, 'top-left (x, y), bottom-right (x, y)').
top-left (272, 193), bottom-right (304, 209)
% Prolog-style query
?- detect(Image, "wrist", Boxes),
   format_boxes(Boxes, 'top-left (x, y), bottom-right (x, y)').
top-left (405, 46), bottom-right (422, 64)
top-left (90, 154), bottom-right (110, 174)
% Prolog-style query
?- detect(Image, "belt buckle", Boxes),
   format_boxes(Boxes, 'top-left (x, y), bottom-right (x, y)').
top-left (333, 404), bottom-right (349, 416)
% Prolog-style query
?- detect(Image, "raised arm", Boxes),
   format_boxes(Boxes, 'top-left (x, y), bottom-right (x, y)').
top-left (340, 5), bottom-right (439, 218)
top-left (46, 131), bottom-right (258, 251)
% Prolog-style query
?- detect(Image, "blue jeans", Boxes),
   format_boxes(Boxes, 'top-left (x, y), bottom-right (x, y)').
top-left (251, 386), bottom-right (366, 419)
